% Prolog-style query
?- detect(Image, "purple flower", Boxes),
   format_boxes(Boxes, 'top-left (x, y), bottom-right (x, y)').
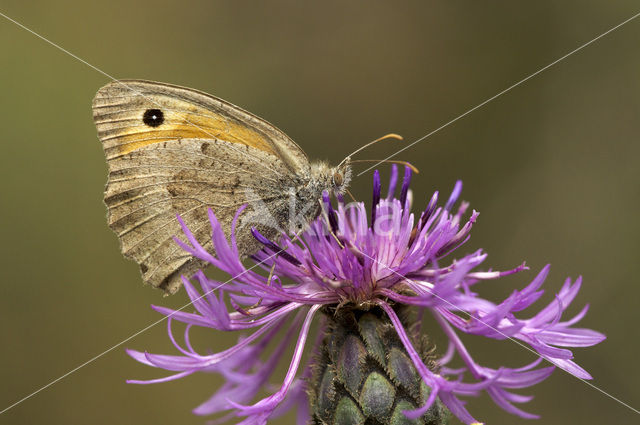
top-left (127, 165), bottom-right (605, 424)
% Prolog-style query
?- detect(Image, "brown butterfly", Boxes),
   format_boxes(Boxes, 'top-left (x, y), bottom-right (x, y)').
top-left (93, 80), bottom-right (351, 294)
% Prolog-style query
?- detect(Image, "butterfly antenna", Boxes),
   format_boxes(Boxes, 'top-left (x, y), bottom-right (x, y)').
top-left (345, 188), bottom-right (357, 203)
top-left (350, 159), bottom-right (419, 174)
top-left (338, 133), bottom-right (403, 168)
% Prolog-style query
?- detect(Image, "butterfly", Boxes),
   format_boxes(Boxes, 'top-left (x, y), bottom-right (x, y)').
top-left (92, 80), bottom-right (352, 294)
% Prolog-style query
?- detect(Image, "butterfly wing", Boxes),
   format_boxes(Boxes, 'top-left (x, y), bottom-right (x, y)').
top-left (93, 80), bottom-right (308, 294)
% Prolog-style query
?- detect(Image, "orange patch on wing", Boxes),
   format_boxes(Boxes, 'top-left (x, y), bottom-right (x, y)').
top-left (111, 107), bottom-right (273, 156)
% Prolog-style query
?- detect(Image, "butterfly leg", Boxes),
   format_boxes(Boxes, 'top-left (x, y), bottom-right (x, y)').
top-left (266, 257), bottom-right (278, 286)
top-left (319, 201), bottom-right (345, 249)
top-left (247, 229), bottom-right (305, 309)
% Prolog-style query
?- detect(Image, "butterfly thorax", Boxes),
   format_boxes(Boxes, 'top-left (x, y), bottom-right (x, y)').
top-left (268, 160), bottom-right (351, 235)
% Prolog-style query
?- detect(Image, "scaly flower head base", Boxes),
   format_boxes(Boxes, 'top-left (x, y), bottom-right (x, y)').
top-left (127, 165), bottom-right (605, 424)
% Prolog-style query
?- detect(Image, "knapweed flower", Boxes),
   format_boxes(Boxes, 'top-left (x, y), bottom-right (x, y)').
top-left (127, 165), bottom-right (605, 424)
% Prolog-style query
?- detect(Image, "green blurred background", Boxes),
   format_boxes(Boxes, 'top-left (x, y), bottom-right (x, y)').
top-left (1, 1), bottom-right (638, 424)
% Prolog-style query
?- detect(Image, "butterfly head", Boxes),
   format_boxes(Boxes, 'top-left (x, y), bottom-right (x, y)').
top-left (309, 159), bottom-right (352, 197)
top-left (331, 158), bottom-right (352, 194)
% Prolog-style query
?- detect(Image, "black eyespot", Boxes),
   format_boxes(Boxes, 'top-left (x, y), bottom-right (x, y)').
top-left (142, 109), bottom-right (164, 127)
